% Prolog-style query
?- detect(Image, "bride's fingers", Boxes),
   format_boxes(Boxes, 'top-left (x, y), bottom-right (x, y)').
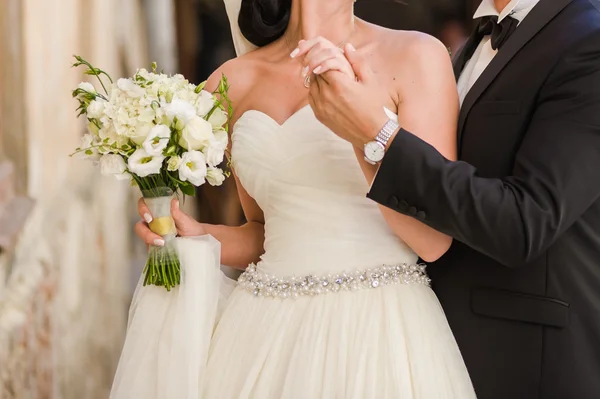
top-left (134, 220), bottom-right (164, 247)
top-left (171, 198), bottom-right (190, 224)
top-left (137, 197), bottom-right (153, 223)
top-left (303, 47), bottom-right (345, 76)
top-left (291, 36), bottom-right (336, 59)
top-left (313, 58), bottom-right (355, 79)
top-left (170, 198), bottom-right (197, 235)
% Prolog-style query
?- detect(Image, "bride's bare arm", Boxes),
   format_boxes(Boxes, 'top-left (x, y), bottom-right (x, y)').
top-left (201, 171), bottom-right (265, 269)
top-left (202, 66), bottom-right (266, 269)
top-left (135, 63), bottom-right (266, 270)
top-left (356, 35), bottom-right (458, 262)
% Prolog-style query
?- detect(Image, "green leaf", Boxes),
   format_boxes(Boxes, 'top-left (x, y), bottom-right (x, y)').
top-left (180, 183), bottom-right (196, 197)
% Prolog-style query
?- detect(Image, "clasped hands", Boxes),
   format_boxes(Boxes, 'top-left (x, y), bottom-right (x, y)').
top-left (291, 37), bottom-right (391, 149)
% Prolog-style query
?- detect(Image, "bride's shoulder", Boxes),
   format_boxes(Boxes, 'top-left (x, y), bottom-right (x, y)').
top-left (366, 25), bottom-right (454, 96)
top-left (205, 49), bottom-right (275, 105)
top-left (375, 27), bottom-right (452, 71)
top-left (205, 55), bottom-right (258, 102)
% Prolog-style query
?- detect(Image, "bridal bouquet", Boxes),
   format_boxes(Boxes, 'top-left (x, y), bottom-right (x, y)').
top-left (71, 56), bottom-right (232, 291)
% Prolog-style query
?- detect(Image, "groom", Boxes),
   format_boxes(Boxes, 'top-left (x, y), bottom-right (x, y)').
top-left (309, 0), bottom-right (600, 398)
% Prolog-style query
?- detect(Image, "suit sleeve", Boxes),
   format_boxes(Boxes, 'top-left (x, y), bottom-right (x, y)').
top-left (367, 31), bottom-right (600, 267)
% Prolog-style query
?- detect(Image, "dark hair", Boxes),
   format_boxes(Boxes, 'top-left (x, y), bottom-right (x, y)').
top-left (238, 0), bottom-right (293, 47)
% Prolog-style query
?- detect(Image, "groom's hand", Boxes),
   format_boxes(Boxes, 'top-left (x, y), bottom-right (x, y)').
top-left (308, 43), bottom-right (390, 148)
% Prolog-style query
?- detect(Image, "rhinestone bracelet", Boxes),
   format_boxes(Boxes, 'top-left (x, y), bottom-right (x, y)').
top-left (238, 263), bottom-right (431, 299)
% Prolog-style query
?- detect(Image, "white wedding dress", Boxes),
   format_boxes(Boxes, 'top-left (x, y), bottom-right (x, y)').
top-left (200, 106), bottom-right (476, 398)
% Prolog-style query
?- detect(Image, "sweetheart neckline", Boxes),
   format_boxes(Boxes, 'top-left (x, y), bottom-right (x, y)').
top-left (232, 105), bottom-right (397, 135)
top-left (233, 104), bottom-right (312, 132)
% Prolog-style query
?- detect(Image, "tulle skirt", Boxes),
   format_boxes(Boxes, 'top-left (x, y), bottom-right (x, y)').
top-left (203, 282), bottom-right (476, 399)
top-left (110, 236), bottom-right (476, 399)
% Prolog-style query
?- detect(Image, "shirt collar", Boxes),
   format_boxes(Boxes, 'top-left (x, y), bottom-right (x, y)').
top-left (473, 0), bottom-right (540, 23)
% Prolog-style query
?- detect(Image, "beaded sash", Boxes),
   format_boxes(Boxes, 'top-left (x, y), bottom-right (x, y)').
top-left (238, 263), bottom-right (431, 299)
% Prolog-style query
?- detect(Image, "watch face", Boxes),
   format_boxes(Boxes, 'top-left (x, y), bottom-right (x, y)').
top-left (365, 141), bottom-right (385, 162)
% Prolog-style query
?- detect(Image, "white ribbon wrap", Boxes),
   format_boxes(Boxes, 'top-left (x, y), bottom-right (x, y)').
top-left (109, 235), bottom-right (236, 399)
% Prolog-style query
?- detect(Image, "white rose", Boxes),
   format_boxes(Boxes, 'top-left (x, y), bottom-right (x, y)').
top-left (142, 125), bottom-right (171, 156)
top-left (178, 116), bottom-right (213, 150)
top-left (178, 151), bottom-right (207, 186)
top-left (162, 98), bottom-right (196, 125)
top-left (196, 90), bottom-right (215, 117)
top-left (167, 156), bottom-right (182, 171)
top-left (99, 154), bottom-right (129, 180)
top-left (129, 121), bottom-right (153, 145)
top-left (208, 107), bottom-right (228, 129)
top-left (206, 167), bottom-right (226, 186)
top-left (78, 82), bottom-right (96, 93)
top-left (87, 100), bottom-right (105, 119)
top-left (128, 148), bottom-right (165, 177)
top-left (117, 78), bottom-right (145, 97)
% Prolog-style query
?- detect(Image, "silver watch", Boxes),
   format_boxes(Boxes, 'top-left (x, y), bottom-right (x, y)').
top-left (364, 119), bottom-right (399, 165)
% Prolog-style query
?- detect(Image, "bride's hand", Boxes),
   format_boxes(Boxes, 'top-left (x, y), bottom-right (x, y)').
top-left (134, 198), bottom-right (205, 246)
top-left (292, 37), bottom-right (356, 80)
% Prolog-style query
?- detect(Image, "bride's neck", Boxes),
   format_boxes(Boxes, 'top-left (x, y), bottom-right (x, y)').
top-left (285, 0), bottom-right (355, 44)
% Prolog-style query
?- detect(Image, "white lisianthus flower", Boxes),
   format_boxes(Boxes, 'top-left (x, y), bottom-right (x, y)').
top-left (143, 125), bottom-right (171, 156)
top-left (162, 98), bottom-right (196, 125)
top-left (213, 129), bottom-right (229, 148)
top-left (78, 82), bottom-right (96, 94)
top-left (99, 154), bottom-right (130, 180)
top-left (128, 148), bottom-right (165, 177)
top-left (167, 156), bottom-right (182, 171)
top-left (87, 99), bottom-right (105, 119)
top-left (117, 78), bottom-right (145, 97)
top-left (203, 130), bottom-right (228, 167)
top-left (196, 90), bottom-right (215, 117)
top-left (206, 167), bottom-right (226, 186)
top-left (208, 107), bottom-right (228, 129)
top-left (178, 151), bottom-right (207, 186)
top-left (179, 116), bottom-right (213, 150)
top-left (203, 145), bottom-right (225, 167)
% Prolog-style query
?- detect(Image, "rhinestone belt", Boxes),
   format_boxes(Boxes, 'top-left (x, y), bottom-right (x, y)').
top-left (238, 263), bottom-right (431, 299)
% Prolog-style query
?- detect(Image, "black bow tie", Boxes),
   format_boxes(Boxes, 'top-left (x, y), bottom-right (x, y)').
top-left (477, 15), bottom-right (519, 50)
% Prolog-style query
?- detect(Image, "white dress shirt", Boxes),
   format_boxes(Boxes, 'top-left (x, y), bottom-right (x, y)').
top-left (457, 0), bottom-right (540, 105)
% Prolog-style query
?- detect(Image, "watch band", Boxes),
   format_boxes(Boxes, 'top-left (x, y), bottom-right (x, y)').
top-left (375, 119), bottom-right (400, 148)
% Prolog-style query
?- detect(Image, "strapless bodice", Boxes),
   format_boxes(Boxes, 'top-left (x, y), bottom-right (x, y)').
top-left (232, 105), bottom-right (417, 276)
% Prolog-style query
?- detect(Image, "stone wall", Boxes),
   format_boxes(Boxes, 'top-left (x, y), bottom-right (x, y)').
top-left (0, 0), bottom-right (149, 397)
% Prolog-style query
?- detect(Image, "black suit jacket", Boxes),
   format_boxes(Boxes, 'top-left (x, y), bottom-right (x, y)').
top-left (368, 0), bottom-right (600, 398)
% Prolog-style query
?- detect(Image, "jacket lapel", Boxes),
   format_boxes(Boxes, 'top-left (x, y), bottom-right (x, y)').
top-left (457, 0), bottom-right (574, 150)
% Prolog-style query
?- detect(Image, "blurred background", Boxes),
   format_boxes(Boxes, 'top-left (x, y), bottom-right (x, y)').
top-left (0, 0), bottom-right (477, 397)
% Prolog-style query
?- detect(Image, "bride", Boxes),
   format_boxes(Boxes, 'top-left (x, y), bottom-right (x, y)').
top-left (135, 0), bottom-right (476, 397)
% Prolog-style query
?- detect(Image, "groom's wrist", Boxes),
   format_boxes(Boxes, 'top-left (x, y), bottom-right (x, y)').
top-left (362, 115), bottom-right (401, 150)
top-left (359, 113), bottom-right (388, 146)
